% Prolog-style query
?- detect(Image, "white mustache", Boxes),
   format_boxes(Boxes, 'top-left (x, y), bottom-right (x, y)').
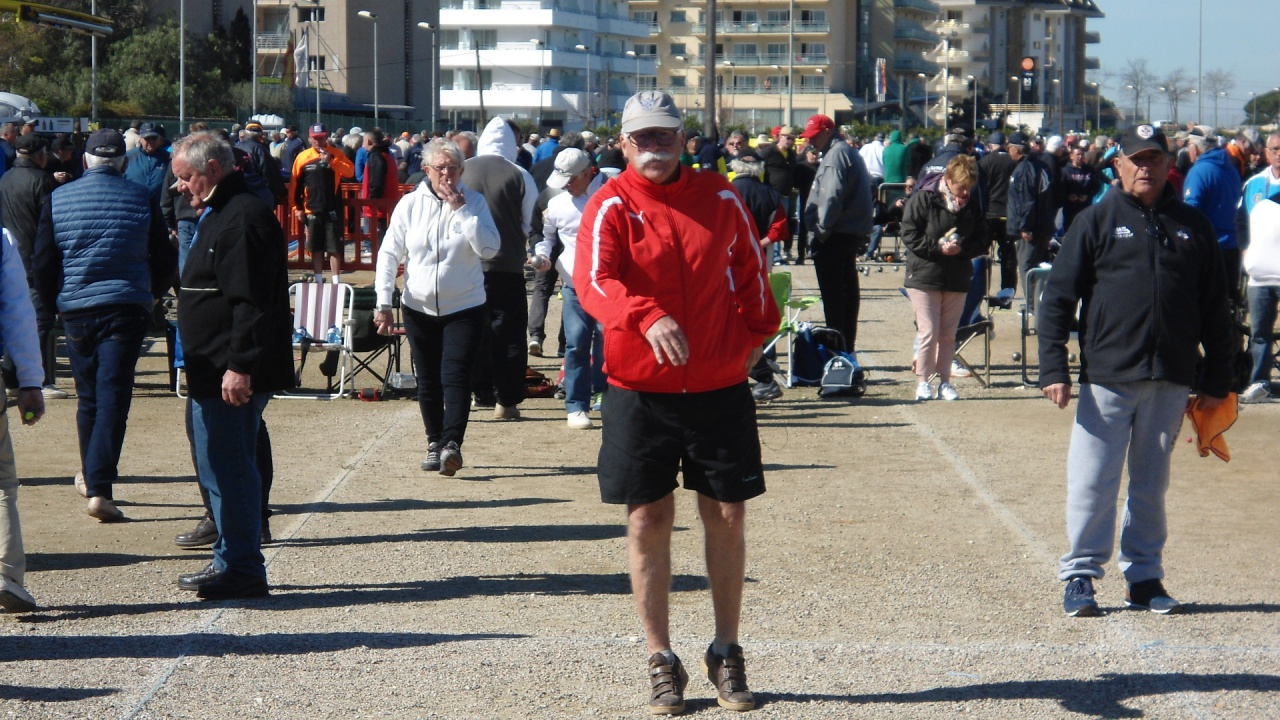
top-left (637, 150), bottom-right (676, 165)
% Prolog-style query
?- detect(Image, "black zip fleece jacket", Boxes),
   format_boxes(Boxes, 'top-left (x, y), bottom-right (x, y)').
top-left (1037, 185), bottom-right (1236, 396)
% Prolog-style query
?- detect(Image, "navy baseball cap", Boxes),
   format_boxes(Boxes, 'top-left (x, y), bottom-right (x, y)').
top-left (85, 128), bottom-right (126, 158)
top-left (309, 123), bottom-right (328, 137)
top-left (1118, 124), bottom-right (1169, 156)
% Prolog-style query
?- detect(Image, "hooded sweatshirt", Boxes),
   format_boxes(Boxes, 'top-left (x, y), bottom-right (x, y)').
top-left (1183, 147), bottom-right (1243, 249)
top-left (464, 117), bottom-right (539, 273)
top-left (882, 130), bottom-right (909, 184)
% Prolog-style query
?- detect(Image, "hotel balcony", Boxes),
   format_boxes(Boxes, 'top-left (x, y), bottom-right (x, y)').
top-left (894, 21), bottom-right (936, 46)
top-left (894, 0), bottom-right (940, 16)
top-left (689, 21), bottom-right (829, 35)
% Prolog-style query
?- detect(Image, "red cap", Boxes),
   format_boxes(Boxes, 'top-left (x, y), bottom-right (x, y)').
top-left (799, 114), bottom-right (835, 140)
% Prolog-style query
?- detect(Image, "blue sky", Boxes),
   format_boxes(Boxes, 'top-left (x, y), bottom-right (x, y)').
top-left (1090, 0), bottom-right (1274, 126)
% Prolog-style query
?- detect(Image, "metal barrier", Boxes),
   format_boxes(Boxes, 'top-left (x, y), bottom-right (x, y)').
top-left (277, 182), bottom-right (417, 272)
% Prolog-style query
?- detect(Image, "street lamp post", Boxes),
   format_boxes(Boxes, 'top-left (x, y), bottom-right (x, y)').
top-left (1249, 92), bottom-right (1257, 126)
top-left (723, 60), bottom-right (735, 127)
top-left (1126, 84), bottom-right (1137, 124)
top-left (967, 74), bottom-right (977, 133)
top-left (1053, 77), bottom-right (1061, 132)
top-left (942, 36), bottom-right (950, 128)
top-left (417, 23), bottom-right (438, 131)
top-left (676, 55), bottom-right (690, 119)
top-left (1216, 91), bottom-right (1225, 128)
top-left (1088, 81), bottom-right (1100, 130)
top-left (918, 72), bottom-right (928, 129)
top-left (179, 0), bottom-right (185, 129)
top-left (575, 44), bottom-right (592, 129)
top-left (530, 39), bottom-right (545, 130)
top-left (358, 11), bottom-right (379, 120)
top-left (626, 50), bottom-right (640, 92)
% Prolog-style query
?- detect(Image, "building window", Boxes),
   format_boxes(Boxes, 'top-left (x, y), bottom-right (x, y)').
top-left (670, 43), bottom-right (686, 56)
top-left (671, 76), bottom-right (686, 88)
top-left (766, 43), bottom-right (786, 60)
top-left (670, 10), bottom-right (686, 22)
top-left (297, 7), bottom-right (324, 22)
top-left (734, 76), bottom-right (757, 91)
top-left (636, 44), bottom-right (657, 57)
top-left (441, 69), bottom-right (455, 89)
top-left (765, 75), bottom-right (789, 90)
top-left (441, 30), bottom-right (460, 49)
top-left (731, 10), bottom-right (757, 24)
top-left (766, 10), bottom-right (789, 23)
top-left (633, 10), bottom-right (657, 25)
top-left (471, 30), bottom-right (496, 50)
top-left (638, 76), bottom-right (658, 91)
top-left (307, 55), bottom-right (326, 71)
top-left (799, 10), bottom-right (825, 23)
top-left (800, 42), bottom-right (825, 57)
top-left (800, 74), bottom-right (825, 91)
top-left (732, 44), bottom-right (759, 59)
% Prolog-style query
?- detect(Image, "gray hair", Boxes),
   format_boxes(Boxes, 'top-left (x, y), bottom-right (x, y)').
top-left (1187, 134), bottom-right (1212, 150)
top-left (456, 131), bottom-right (478, 147)
top-left (422, 139), bottom-right (463, 169)
top-left (84, 153), bottom-right (126, 171)
top-left (728, 156), bottom-right (765, 178)
top-left (171, 131), bottom-right (235, 175)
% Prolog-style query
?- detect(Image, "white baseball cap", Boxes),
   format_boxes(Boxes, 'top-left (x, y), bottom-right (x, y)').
top-left (547, 148), bottom-right (592, 189)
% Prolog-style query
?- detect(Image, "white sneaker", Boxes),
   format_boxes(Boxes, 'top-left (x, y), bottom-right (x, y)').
top-left (566, 411), bottom-right (593, 429)
top-left (950, 361), bottom-right (972, 379)
top-left (0, 575), bottom-right (36, 613)
top-left (915, 381), bottom-right (934, 401)
top-left (528, 339), bottom-right (543, 357)
top-left (41, 384), bottom-right (69, 399)
top-left (938, 382), bottom-right (960, 401)
top-left (1240, 381), bottom-right (1270, 404)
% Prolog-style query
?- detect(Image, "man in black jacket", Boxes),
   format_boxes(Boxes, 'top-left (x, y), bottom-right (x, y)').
top-left (979, 132), bottom-right (1017, 293)
top-left (0, 133), bottom-right (60, 397)
top-left (1038, 124), bottom-right (1235, 618)
top-left (1006, 131), bottom-right (1056, 291)
top-left (171, 132), bottom-right (293, 601)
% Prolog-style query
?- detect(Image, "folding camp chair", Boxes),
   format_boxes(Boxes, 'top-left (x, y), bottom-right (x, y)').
top-left (1020, 265), bottom-right (1054, 386)
top-left (277, 281), bottom-right (355, 399)
top-left (762, 271), bottom-right (820, 387)
top-left (345, 287), bottom-right (400, 394)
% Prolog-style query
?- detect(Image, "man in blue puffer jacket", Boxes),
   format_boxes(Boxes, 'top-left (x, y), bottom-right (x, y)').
top-left (123, 122), bottom-right (171, 207)
top-left (1183, 127), bottom-right (1243, 303)
top-left (32, 128), bottom-right (177, 523)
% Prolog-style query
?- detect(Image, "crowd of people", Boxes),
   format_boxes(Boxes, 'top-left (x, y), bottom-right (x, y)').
top-left (0, 91), bottom-right (1277, 715)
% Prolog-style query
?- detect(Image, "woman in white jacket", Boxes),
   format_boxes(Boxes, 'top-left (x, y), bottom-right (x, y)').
top-left (374, 139), bottom-right (500, 476)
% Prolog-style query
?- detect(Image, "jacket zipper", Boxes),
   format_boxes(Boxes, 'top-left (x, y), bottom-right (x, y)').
top-left (664, 186), bottom-right (690, 393)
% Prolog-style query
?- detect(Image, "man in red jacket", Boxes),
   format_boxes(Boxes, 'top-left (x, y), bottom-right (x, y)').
top-left (576, 91), bottom-right (779, 715)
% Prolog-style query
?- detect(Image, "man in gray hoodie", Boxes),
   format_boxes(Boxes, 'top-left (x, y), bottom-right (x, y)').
top-left (465, 118), bottom-right (539, 418)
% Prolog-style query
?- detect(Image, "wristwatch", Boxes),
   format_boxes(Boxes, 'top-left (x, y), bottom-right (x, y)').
top-left (377, 305), bottom-right (392, 313)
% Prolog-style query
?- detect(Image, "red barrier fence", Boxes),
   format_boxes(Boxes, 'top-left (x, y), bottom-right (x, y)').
top-left (276, 183), bottom-right (416, 272)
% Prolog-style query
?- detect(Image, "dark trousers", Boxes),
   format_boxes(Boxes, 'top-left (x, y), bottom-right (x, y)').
top-left (527, 264), bottom-right (564, 352)
top-left (1016, 235), bottom-right (1052, 288)
top-left (811, 233), bottom-right (863, 351)
top-left (1221, 247), bottom-right (1243, 308)
top-left (1, 287), bottom-right (58, 389)
top-left (472, 272), bottom-right (528, 407)
top-left (64, 306), bottom-right (149, 501)
top-left (404, 304), bottom-right (485, 447)
top-left (988, 221), bottom-right (1018, 292)
top-left (186, 402), bottom-right (274, 521)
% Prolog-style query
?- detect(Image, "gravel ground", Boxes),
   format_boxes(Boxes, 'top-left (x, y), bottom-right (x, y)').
top-left (2, 262), bottom-right (1278, 719)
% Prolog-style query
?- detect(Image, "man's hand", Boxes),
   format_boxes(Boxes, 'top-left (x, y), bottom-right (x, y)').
top-left (1020, 230), bottom-right (1033, 241)
top-left (1042, 382), bottom-right (1071, 409)
top-left (373, 308), bottom-right (395, 336)
top-left (222, 369), bottom-right (253, 407)
top-left (293, 208), bottom-right (305, 222)
top-left (940, 240), bottom-right (961, 256)
top-left (15, 389), bottom-right (44, 426)
top-left (744, 346), bottom-right (764, 373)
top-left (644, 316), bottom-right (689, 366)
top-left (1193, 393), bottom-right (1228, 412)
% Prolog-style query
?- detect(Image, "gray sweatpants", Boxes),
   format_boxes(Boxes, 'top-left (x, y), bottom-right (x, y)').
top-left (0, 405), bottom-right (25, 586)
top-left (1058, 381), bottom-right (1189, 584)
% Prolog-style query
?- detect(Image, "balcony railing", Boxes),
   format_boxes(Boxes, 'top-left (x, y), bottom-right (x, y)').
top-left (893, 23), bottom-right (936, 44)
top-left (695, 54), bottom-right (829, 67)
top-left (894, 53), bottom-right (939, 75)
top-left (1085, 31), bottom-right (1101, 44)
top-left (689, 22), bottom-right (829, 35)
top-left (256, 32), bottom-right (289, 51)
top-left (894, 0), bottom-right (940, 15)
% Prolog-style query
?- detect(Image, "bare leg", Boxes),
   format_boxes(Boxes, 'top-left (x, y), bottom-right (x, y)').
top-left (628, 493), bottom-right (676, 654)
top-left (697, 494), bottom-right (746, 647)
top-left (329, 252), bottom-right (342, 279)
top-left (309, 229), bottom-right (324, 278)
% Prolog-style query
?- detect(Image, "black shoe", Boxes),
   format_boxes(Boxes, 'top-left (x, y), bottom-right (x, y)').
top-left (261, 518), bottom-right (273, 545)
top-left (752, 380), bottom-right (783, 403)
top-left (196, 569), bottom-right (270, 600)
top-left (1063, 575), bottom-right (1102, 617)
top-left (177, 563), bottom-right (219, 591)
top-left (1125, 578), bottom-right (1183, 614)
top-left (439, 441), bottom-right (463, 477)
top-left (174, 515), bottom-right (218, 548)
top-left (421, 442), bottom-right (441, 471)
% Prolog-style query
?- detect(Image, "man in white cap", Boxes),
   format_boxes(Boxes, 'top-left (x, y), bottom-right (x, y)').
top-left (577, 91), bottom-right (778, 714)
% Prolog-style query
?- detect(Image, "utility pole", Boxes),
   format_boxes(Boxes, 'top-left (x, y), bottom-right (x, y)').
top-left (705, 0), bottom-right (717, 141)
top-left (91, 0), bottom-right (97, 123)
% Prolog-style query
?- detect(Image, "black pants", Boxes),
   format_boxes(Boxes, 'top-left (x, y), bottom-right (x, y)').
top-left (988, 221), bottom-right (1018, 292)
top-left (811, 233), bottom-right (863, 352)
top-left (404, 304), bottom-right (485, 447)
top-left (1221, 246), bottom-right (1243, 308)
top-left (1016, 234), bottom-right (1052, 289)
top-left (187, 400), bottom-right (273, 521)
top-left (527, 265), bottom-right (565, 353)
top-left (472, 272), bottom-right (529, 407)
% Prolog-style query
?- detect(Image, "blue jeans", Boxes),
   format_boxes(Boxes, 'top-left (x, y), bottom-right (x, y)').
top-left (1247, 284), bottom-right (1278, 386)
top-left (176, 219), bottom-right (197, 273)
top-left (191, 392), bottom-right (270, 579)
top-left (63, 306), bottom-right (149, 501)
top-left (561, 285), bottom-right (605, 413)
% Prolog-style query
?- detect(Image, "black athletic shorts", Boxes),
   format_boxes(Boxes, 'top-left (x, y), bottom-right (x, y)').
top-left (597, 382), bottom-right (766, 505)
top-left (305, 212), bottom-right (343, 255)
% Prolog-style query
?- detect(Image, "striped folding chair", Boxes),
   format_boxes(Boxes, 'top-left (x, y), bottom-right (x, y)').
top-left (277, 281), bottom-right (355, 399)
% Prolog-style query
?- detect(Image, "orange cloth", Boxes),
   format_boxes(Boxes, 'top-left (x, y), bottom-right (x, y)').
top-left (1185, 393), bottom-right (1238, 462)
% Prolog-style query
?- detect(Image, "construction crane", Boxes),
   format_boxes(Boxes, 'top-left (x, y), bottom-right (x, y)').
top-left (0, 1), bottom-right (113, 37)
